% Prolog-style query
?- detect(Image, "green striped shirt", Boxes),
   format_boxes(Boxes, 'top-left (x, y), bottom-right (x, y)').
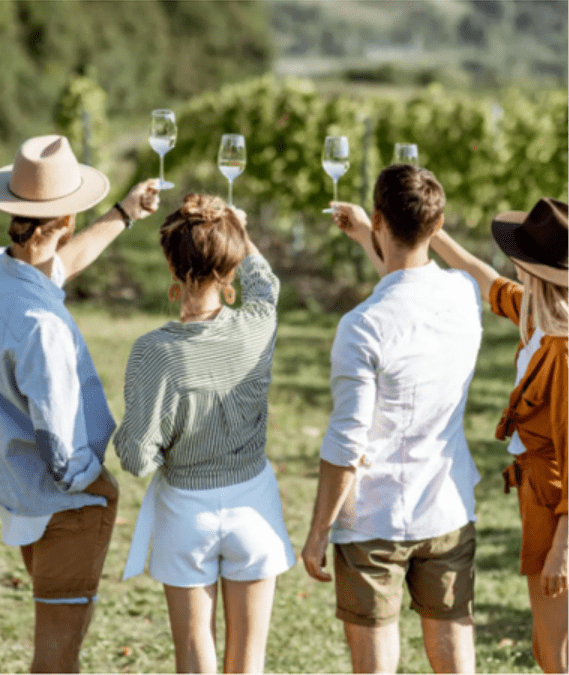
top-left (114, 255), bottom-right (279, 490)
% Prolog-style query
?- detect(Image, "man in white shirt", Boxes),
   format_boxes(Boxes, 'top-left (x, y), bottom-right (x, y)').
top-left (302, 164), bottom-right (482, 673)
top-left (0, 135), bottom-right (159, 672)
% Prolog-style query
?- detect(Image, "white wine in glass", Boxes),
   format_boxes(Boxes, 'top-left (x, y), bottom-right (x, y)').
top-left (393, 143), bottom-right (419, 165)
top-left (149, 109), bottom-right (177, 190)
top-left (322, 136), bottom-right (350, 213)
top-left (218, 134), bottom-right (246, 206)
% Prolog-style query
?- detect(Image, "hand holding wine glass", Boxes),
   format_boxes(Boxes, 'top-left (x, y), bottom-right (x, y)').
top-left (322, 136), bottom-right (350, 213)
top-left (393, 143), bottom-right (419, 165)
top-left (149, 109), bottom-right (177, 190)
top-left (218, 134), bottom-right (246, 206)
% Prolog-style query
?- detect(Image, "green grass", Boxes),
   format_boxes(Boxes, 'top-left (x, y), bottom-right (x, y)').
top-left (0, 304), bottom-right (539, 673)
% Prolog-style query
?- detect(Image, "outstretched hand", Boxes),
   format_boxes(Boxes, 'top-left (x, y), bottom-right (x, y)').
top-left (330, 202), bottom-right (373, 246)
top-left (121, 179), bottom-right (160, 221)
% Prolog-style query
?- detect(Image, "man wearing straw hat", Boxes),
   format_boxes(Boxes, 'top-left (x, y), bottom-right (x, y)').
top-left (0, 135), bottom-right (159, 672)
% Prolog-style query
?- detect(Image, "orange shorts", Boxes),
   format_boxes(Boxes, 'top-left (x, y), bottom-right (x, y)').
top-left (21, 472), bottom-right (118, 603)
top-left (504, 452), bottom-right (563, 575)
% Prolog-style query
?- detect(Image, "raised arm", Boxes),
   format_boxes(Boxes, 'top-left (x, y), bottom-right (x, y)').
top-left (58, 179), bottom-right (160, 280)
top-left (230, 206), bottom-right (260, 258)
top-left (330, 202), bottom-right (387, 277)
top-left (430, 229), bottom-right (499, 303)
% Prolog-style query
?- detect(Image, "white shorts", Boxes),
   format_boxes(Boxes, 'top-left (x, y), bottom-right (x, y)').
top-left (147, 461), bottom-right (296, 587)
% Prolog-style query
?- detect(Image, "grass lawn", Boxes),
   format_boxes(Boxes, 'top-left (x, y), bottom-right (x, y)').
top-left (0, 303), bottom-right (540, 674)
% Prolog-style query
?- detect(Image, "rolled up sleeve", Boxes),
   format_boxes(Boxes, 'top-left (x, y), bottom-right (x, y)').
top-left (114, 340), bottom-right (167, 477)
top-left (239, 255), bottom-right (280, 308)
top-left (16, 316), bottom-right (101, 492)
top-left (320, 314), bottom-right (379, 468)
top-left (489, 277), bottom-right (523, 326)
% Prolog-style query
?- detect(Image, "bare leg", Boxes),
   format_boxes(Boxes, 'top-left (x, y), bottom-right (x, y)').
top-left (343, 620), bottom-right (400, 674)
top-left (164, 583), bottom-right (218, 673)
top-left (31, 601), bottom-right (95, 673)
top-left (221, 576), bottom-right (276, 673)
top-left (527, 573), bottom-right (568, 673)
top-left (421, 616), bottom-right (475, 673)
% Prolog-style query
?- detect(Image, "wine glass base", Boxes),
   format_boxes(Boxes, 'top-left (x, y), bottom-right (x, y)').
top-left (155, 179), bottom-right (175, 190)
top-left (322, 207), bottom-right (337, 214)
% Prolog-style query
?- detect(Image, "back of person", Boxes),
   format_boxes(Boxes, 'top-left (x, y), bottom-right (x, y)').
top-left (115, 250), bottom-right (279, 490)
top-left (331, 262), bottom-right (482, 542)
top-left (128, 283), bottom-right (277, 486)
top-left (115, 195), bottom-right (295, 674)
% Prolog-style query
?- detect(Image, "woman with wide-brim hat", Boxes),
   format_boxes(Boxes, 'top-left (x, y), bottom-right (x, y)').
top-left (0, 134), bottom-right (160, 279)
top-left (0, 134), bottom-right (160, 673)
top-left (430, 197), bottom-right (568, 673)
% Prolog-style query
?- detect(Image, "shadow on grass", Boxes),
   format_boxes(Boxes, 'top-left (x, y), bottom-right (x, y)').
top-left (475, 602), bottom-right (536, 671)
top-left (471, 362), bottom-right (517, 388)
top-left (465, 395), bottom-right (507, 416)
top-left (476, 527), bottom-right (521, 574)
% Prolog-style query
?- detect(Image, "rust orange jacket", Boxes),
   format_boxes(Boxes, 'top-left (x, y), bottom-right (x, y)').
top-left (490, 277), bottom-right (568, 516)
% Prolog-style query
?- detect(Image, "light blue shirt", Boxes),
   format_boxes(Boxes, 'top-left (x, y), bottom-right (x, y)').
top-left (0, 248), bottom-right (115, 541)
top-left (321, 261), bottom-right (483, 543)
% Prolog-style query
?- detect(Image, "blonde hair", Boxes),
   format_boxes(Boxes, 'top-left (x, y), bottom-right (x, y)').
top-left (518, 267), bottom-right (568, 344)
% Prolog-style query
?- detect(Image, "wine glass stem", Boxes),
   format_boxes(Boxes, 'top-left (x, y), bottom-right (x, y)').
top-left (332, 179), bottom-right (339, 203)
top-left (159, 154), bottom-right (165, 184)
top-left (227, 180), bottom-right (233, 207)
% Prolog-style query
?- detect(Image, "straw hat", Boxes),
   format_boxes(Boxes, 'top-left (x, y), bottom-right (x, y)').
top-left (491, 198), bottom-right (568, 288)
top-left (0, 135), bottom-right (109, 217)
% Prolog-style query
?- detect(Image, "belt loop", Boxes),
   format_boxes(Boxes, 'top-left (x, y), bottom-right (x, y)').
top-left (514, 460), bottom-right (522, 486)
top-left (502, 461), bottom-right (522, 494)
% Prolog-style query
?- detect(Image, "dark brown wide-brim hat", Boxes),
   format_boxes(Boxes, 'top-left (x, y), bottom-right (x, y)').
top-left (491, 197), bottom-right (568, 288)
top-left (0, 135), bottom-right (109, 217)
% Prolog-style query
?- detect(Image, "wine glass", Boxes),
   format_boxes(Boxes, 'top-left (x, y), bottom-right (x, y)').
top-left (149, 109), bottom-right (177, 190)
top-left (393, 143), bottom-right (419, 165)
top-left (218, 134), bottom-right (246, 206)
top-left (322, 136), bottom-right (350, 213)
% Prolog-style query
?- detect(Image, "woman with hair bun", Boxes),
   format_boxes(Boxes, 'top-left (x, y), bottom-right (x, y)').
top-left (114, 194), bottom-right (295, 674)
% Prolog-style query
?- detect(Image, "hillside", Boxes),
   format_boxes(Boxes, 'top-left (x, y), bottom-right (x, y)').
top-left (271, 0), bottom-right (568, 87)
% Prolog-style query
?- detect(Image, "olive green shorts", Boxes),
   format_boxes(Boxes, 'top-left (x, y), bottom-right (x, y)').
top-left (334, 522), bottom-right (475, 627)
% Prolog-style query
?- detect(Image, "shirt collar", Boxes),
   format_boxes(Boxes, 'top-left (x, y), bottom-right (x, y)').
top-left (162, 306), bottom-right (231, 335)
top-left (374, 260), bottom-right (440, 294)
top-left (0, 249), bottom-right (66, 300)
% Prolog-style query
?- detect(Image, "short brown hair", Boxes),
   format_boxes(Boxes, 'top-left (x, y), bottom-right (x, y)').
top-left (160, 194), bottom-right (247, 289)
top-left (373, 164), bottom-right (445, 247)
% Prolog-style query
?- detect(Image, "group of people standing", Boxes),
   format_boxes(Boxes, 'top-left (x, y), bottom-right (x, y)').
top-left (0, 134), bottom-right (566, 674)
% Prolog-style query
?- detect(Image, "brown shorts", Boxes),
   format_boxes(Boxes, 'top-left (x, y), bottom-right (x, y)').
top-left (21, 474), bottom-right (118, 603)
top-left (334, 522), bottom-right (475, 627)
top-left (508, 453), bottom-right (563, 576)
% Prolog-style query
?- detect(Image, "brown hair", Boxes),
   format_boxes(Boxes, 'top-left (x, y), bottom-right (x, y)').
top-left (9, 215), bottom-right (69, 246)
top-left (373, 164), bottom-right (445, 247)
top-left (160, 194), bottom-right (247, 289)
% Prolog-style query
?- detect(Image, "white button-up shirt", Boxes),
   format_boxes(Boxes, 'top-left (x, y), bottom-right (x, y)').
top-left (321, 261), bottom-right (482, 543)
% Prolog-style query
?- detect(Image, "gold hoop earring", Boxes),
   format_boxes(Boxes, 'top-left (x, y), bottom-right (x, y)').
top-left (168, 275), bottom-right (181, 302)
top-left (223, 285), bottom-right (236, 305)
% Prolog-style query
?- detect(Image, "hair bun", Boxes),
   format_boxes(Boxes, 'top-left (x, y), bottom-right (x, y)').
top-left (180, 193), bottom-right (226, 225)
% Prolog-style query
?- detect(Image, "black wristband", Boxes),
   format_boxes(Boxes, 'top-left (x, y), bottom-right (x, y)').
top-left (114, 202), bottom-right (134, 229)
